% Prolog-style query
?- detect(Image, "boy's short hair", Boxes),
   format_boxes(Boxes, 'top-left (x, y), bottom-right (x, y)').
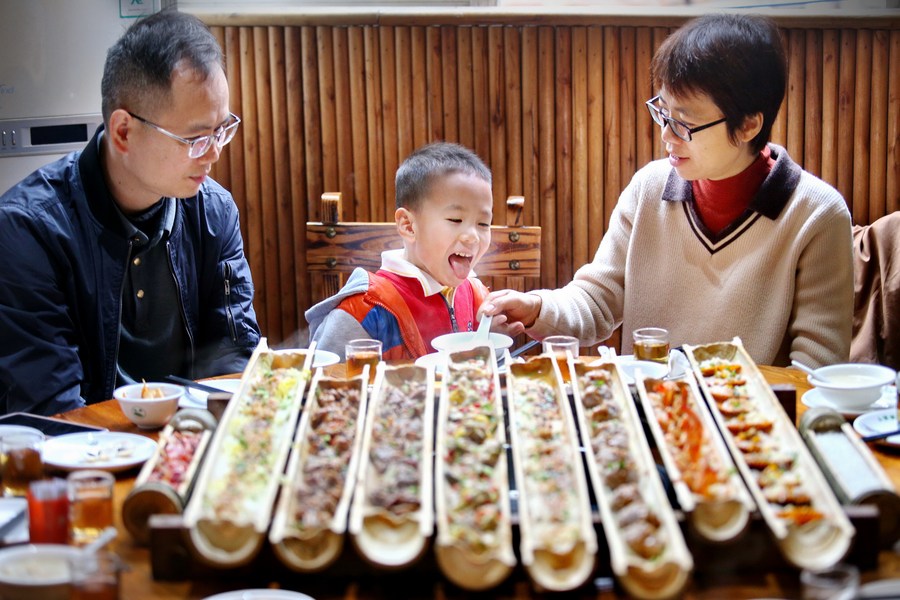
top-left (395, 142), bottom-right (492, 211)
top-left (650, 13), bottom-right (786, 154)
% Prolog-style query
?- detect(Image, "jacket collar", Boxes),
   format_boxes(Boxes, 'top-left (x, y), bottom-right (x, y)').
top-left (661, 143), bottom-right (801, 221)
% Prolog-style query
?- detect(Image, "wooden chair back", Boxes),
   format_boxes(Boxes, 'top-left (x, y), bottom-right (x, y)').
top-left (306, 192), bottom-right (542, 305)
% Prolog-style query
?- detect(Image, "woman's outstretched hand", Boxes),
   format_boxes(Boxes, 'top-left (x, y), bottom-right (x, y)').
top-left (478, 289), bottom-right (541, 337)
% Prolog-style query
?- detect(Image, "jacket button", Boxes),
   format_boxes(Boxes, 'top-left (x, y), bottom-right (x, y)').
top-left (133, 257), bottom-right (141, 266)
top-left (136, 289), bottom-right (145, 299)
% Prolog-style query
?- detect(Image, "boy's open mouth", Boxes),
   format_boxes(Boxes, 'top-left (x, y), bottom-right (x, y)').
top-left (448, 252), bottom-right (473, 279)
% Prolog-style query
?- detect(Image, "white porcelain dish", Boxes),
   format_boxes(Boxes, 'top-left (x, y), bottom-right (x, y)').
top-left (801, 387), bottom-right (894, 417)
top-left (0, 425), bottom-right (43, 440)
top-left (180, 378), bottom-right (242, 409)
top-left (312, 349), bottom-right (340, 369)
top-left (415, 351), bottom-right (448, 375)
top-left (853, 409), bottom-right (900, 447)
top-left (615, 355), bottom-right (668, 385)
top-left (42, 432), bottom-right (157, 472)
top-left (807, 363), bottom-right (896, 411)
top-left (431, 332), bottom-right (513, 359)
top-left (203, 590), bottom-right (315, 600)
top-left (0, 543), bottom-right (81, 600)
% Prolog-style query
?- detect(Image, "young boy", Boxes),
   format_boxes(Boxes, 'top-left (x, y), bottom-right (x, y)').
top-left (306, 142), bottom-right (493, 360)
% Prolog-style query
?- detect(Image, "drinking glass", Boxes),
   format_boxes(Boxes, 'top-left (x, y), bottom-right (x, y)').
top-left (1, 431), bottom-right (44, 497)
top-left (68, 469), bottom-right (115, 546)
top-left (69, 550), bottom-right (121, 600)
top-left (542, 335), bottom-right (580, 384)
top-left (27, 478), bottom-right (69, 543)
top-left (800, 563), bottom-right (859, 600)
top-left (632, 327), bottom-right (670, 364)
top-left (346, 339), bottom-right (382, 384)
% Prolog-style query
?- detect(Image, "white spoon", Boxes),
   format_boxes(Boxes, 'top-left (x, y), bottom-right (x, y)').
top-left (81, 526), bottom-right (117, 555)
top-left (791, 359), bottom-right (833, 384)
top-left (476, 313), bottom-right (492, 342)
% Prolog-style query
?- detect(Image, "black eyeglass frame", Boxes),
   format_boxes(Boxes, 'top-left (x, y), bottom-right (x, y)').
top-left (126, 111), bottom-right (241, 158)
top-left (645, 95), bottom-right (726, 142)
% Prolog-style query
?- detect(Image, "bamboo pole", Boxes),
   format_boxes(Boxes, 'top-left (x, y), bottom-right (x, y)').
top-left (837, 29), bottom-right (857, 210)
top-left (587, 26), bottom-right (605, 256)
top-left (268, 27), bottom-right (297, 342)
top-left (285, 27), bottom-right (310, 336)
top-left (603, 26), bottom-right (621, 230)
top-left (556, 27), bottom-right (574, 284)
top-left (348, 26), bottom-right (370, 218)
top-left (572, 26), bottom-right (589, 268)
top-left (867, 30), bottom-right (888, 220)
top-left (804, 29), bottom-right (823, 178)
top-left (471, 27), bottom-right (491, 169)
top-left (456, 26), bottom-right (474, 150)
top-left (317, 26), bottom-right (338, 192)
top-left (821, 29), bottom-right (839, 189)
top-left (332, 27), bottom-right (355, 209)
top-left (239, 27), bottom-right (266, 334)
top-left (852, 30), bottom-right (873, 224)
top-left (364, 26), bottom-right (385, 221)
top-left (786, 29), bottom-right (806, 166)
top-left (426, 26), bottom-right (444, 141)
top-left (488, 25), bottom-right (508, 209)
top-left (888, 31), bottom-right (900, 214)
top-left (380, 26), bottom-right (399, 218)
top-left (411, 27), bottom-right (428, 150)
top-left (538, 26), bottom-right (557, 286)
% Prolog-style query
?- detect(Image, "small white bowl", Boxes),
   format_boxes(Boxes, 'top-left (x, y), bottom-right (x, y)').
top-left (807, 363), bottom-right (897, 411)
top-left (432, 332), bottom-right (514, 359)
top-left (0, 543), bottom-right (80, 600)
top-left (114, 382), bottom-right (183, 429)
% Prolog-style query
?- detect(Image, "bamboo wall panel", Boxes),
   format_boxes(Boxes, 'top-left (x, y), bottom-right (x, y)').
top-left (208, 21), bottom-right (900, 347)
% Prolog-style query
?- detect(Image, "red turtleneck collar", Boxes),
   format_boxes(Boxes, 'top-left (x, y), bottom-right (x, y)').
top-left (692, 146), bottom-right (775, 235)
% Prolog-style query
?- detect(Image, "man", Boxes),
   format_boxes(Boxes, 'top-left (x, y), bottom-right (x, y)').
top-left (0, 10), bottom-right (260, 416)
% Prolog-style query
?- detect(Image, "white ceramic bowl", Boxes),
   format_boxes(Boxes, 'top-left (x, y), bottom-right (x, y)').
top-left (431, 332), bottom-right (514, 359)
top-left (114, 382), bottom-right (183, 429)
top-left (807, 363), bottom-right (896, 410)
top-left (0, 543), bottom-right (80, 600)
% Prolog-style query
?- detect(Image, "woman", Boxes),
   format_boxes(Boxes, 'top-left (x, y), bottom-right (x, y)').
top-left (481, 13), bottom-right (852, 368)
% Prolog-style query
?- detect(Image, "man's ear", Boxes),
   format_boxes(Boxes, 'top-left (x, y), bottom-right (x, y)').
top-left (107, 109), bottom-right (134, 154)
top-left (738, 112), bottom-right (763, 144)
top-left (396, 207), bottom-right (416, 242)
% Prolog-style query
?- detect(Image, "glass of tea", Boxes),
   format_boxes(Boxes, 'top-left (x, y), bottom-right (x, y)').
top-left (632, 327), bottom-right (670, 364)
top-left (542, 335), bottom-right (580, 384)
top-left (69, 550), bottom-right (122, 600)
top-left (1, 431), bottom-right (44, 497)
top-left (67, 469), bottom-right (115, 546)
top-left (345, 339), bottom-right (382, 384)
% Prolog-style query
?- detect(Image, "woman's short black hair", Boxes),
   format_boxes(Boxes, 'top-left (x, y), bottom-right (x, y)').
top-left (650, 13), bottom-right (787, 154)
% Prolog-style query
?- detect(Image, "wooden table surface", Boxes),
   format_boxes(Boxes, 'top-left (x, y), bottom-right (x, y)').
top-left (49, 365), bottom-right (900, 599)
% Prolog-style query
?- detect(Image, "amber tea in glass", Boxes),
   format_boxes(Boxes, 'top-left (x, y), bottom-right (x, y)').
top-left (68, 469), bottom-right (115, 546)
top-left (542, 335), bottom-right (580, 384)
top-left (632, 327), bottom-right (670, 364)
top-left (346, 339), bottom-right (382, 384)
top-left (1, 431), bottom-right (44, 497)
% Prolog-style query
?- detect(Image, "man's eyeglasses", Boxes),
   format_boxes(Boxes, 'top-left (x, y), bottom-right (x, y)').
top-left (127, 111), bottom-right (241, 158)
top-left (645, 96), bottom-right (726, 142)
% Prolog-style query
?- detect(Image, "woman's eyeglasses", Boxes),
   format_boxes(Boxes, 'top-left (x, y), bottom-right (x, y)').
top-left (127, 111), bottom-right (241, 158)
top-left (645, 96), bottom-right (726, 142)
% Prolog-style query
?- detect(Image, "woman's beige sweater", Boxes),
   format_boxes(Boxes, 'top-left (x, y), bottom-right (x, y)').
top-left (528, 144), bottom-right (853, 368)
